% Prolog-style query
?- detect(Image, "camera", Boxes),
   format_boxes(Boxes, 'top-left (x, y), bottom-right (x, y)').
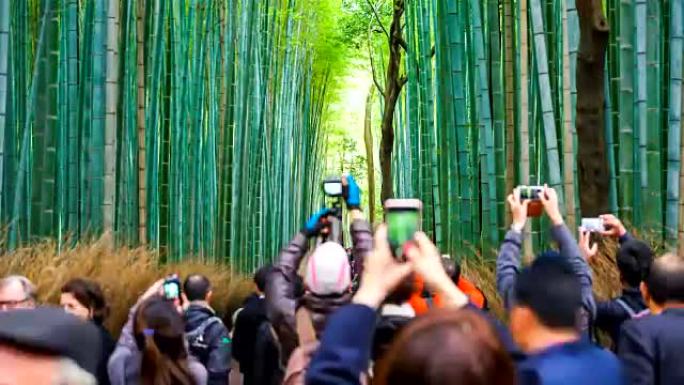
top-left (581, 218), bottom-right (606, 232)
top-left (518, 185), bottom-right (544, 200)
top-left (322, 177), bottom-right (343, 197)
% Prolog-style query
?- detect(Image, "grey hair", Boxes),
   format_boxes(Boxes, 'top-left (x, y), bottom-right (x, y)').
top-left (0, 275), bottom-right (37, 301)
top-left (54, 358), bottom-right (97, 385)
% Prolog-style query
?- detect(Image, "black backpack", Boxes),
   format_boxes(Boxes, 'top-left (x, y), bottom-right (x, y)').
top-left (186, 316), bottom-right (223, 365)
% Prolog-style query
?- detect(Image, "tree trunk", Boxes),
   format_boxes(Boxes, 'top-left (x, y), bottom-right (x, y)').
top-left (379, 0), bottom-right (405, 203)
top-left (136, 0), bottom-right (147, 244)
top-left (576, 0), bottom-right (610, 216)
top-left (364, 85), bottom-right (376, 224)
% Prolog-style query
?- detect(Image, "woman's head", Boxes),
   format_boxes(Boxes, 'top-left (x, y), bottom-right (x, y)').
top-left (134, 297), bottom-right (193, 385)
top-left (374, 309), bottom-right (515, 385)
top-left (60, 278), bottom-right (109, 324)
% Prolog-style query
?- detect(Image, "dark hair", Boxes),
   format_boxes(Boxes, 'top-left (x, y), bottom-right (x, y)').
top-left (513, 257), bottom-right (582, 329)
top-left (61, 278), bottom-right (109, 325)
top-left (442, 259), bottom-right (461, 284)
top-left (375, 309), bottom-right (515, 385)
top-left (645, 253), bottom-right (684, 304)
top-left (254, 265), bottom-right (273, 293)
top-left (134, 297), bottom-right (194, 385)
top-left (617, 239), bottom-right (654, 287)
top-left (183, 275), bottom-right (211, 302)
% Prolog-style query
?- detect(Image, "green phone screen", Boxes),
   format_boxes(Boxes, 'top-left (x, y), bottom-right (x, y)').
top-left (387, 210), bottom-right (419, 260)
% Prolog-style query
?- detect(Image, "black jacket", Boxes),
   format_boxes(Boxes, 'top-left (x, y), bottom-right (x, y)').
top-left (617, 308), bottom-right (684, 385)
top-left (596, 287), bottom-right (647, 346)
top-left (232, 294), bottom-right (270, 385)
top-left (97, 324), bottom-right (116, 385)
top-left (184, 303), bottom-right (231, 385)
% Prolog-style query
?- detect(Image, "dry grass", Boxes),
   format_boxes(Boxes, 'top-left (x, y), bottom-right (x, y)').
top-left (0, 236), bottom-right (253, 337)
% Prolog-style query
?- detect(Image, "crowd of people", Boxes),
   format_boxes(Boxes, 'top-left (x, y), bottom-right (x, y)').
top-left (0, 175), bottom-right (683, 385)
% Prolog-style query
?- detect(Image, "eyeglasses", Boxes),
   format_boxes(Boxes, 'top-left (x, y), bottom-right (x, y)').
top-left (0, 297), bottom-right (32, 309)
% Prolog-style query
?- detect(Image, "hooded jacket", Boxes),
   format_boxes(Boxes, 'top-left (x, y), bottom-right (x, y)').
top-left (184, 302), bottom-right (231, 385)
top-left (266, 218), bottom-right (372, 363)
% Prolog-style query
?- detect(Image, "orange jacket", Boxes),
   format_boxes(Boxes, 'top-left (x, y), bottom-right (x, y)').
top-left (408, 276), bottom-right (486, 315)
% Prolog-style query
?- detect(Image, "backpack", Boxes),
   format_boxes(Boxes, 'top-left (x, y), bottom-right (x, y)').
top-left (253, 321), bottom-right (284, 385)
top-left (615, 298), bottom-right (650, 319)
top-left (186, 316), bottom-right (223, 365)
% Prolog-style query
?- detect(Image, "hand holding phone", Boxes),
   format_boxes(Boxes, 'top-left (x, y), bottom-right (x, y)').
top-left (384, 199), bottom-right (422, 261)
top-left (163, 275), bottom-right (181, 300)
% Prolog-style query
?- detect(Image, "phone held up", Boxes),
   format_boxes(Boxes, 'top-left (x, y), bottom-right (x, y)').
top-left (322, 177), bottom-right (343, 198)
top-left (581, 217), bottom-right (606, 233)
top-left (517, 185), bottom-right (544, 217)
top-left (384, 199), bottom-right (422, 262)
top-left (163, 275), bottom-right (182, 301)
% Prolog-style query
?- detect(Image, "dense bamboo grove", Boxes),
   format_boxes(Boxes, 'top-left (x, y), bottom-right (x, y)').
top-left (391, 0), bottom-right (684, 257)
top-left (2, 0), bottom-right (684, 266)
top-left (0, 0), bottom-right (337, 269)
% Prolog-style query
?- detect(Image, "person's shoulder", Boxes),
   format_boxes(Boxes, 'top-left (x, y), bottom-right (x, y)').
top-left (188, 357), bottom-right (209, 384)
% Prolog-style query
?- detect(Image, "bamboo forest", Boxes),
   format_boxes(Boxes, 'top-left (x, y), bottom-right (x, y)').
top-left (0, 0), bottom-right (683, 271)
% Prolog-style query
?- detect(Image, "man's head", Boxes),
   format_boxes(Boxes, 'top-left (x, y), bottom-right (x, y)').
top-left (442, 257), bottom-right (461, 284)
top-left (510, 257), bottom-right (582, 351)
top-left (254, 265), bottom-right (273, 295)
top-left (617, 239), bottom-right (654, 288)
top-left (183, 275), bottom-right (212, 303)
top-left (641, 253), bottom-right (684, 310)
top-left (0, 276), bottom-right (37, 311)
top-left (0, 307), bottom-right (101, 384)
top-left (304, 242), bottom-right (351, 296)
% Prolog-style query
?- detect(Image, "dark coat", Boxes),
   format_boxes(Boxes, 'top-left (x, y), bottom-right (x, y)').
top-left (617, 308), bottom-right (684, 385)
top-left (184, 303), bottom-right (231, 385)
top-left (518, 340), bottom-right (625, 385)
top-left (97, 324), bottom-right (116, 385)
top-left (232, 294), bottom-right (270, 385)
top-left (595, 287), bottom-right (647, 346)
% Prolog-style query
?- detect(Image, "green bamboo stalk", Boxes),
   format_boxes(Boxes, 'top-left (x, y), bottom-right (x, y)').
top-left (9, 0), bottom-right (52, 248)
top-left (645, 0), bottom-right (663, 236)
top-left (104, 0), bottom-right (119, 233)
top-left (530, 0), bottom-right (562, 199)
top-left (618, 0), bottom-right (635, 223)
top-left (0, 0), bottom-right (9, 221)
top-left (666, 0), bottom-right (682, 242)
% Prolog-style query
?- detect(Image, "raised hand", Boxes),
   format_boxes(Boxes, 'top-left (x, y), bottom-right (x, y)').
top-left (353, 225), bottom-right (413, 309)
top-left (599, 214), bottom-right (627, 238)
top-left (539, 184), bottom-right (564, 225)
top-left (578, 229), bottom-right (598, 263)
top-left (342, 174), bottom-right (362, 210)
top-left (303, 208), bottom-right (334, 237)
top-left (508, 188), bottom-right (530, 232)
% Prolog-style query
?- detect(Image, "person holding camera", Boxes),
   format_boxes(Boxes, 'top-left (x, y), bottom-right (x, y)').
top-left (497, 186), bottom-right (624, 385)
top-left (578, 214), bottom-right (654, 348)
top-left (108, 278), bottom-right (207, 385)
top-left (265, 175), bottom-right (371, 367)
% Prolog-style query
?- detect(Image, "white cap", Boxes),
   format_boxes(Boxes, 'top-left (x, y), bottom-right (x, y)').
top-left (304, 242), bottom-right (351, 295)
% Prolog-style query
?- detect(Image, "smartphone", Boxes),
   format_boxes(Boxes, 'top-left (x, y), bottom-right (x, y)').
top-left (518, 185), bottom-right (544, 200)
top-left (581, 217), bottom-right (605, 232)
top-left (163, 276), bottom-right (181, 300)
top-left (384, 199), bottom-right (422, 261)
top-left (322, 177), bottom-right (343, 197)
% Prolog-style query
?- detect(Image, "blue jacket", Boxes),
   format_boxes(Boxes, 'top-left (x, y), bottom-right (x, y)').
top-left (305, 303), bottom-right (523, 385)
top-left (518, 340), bottom-right (625, 385)
top-left (617, 308), bottom-right (684, 385)
top-left (497, 224), bottom-right (596, 333)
